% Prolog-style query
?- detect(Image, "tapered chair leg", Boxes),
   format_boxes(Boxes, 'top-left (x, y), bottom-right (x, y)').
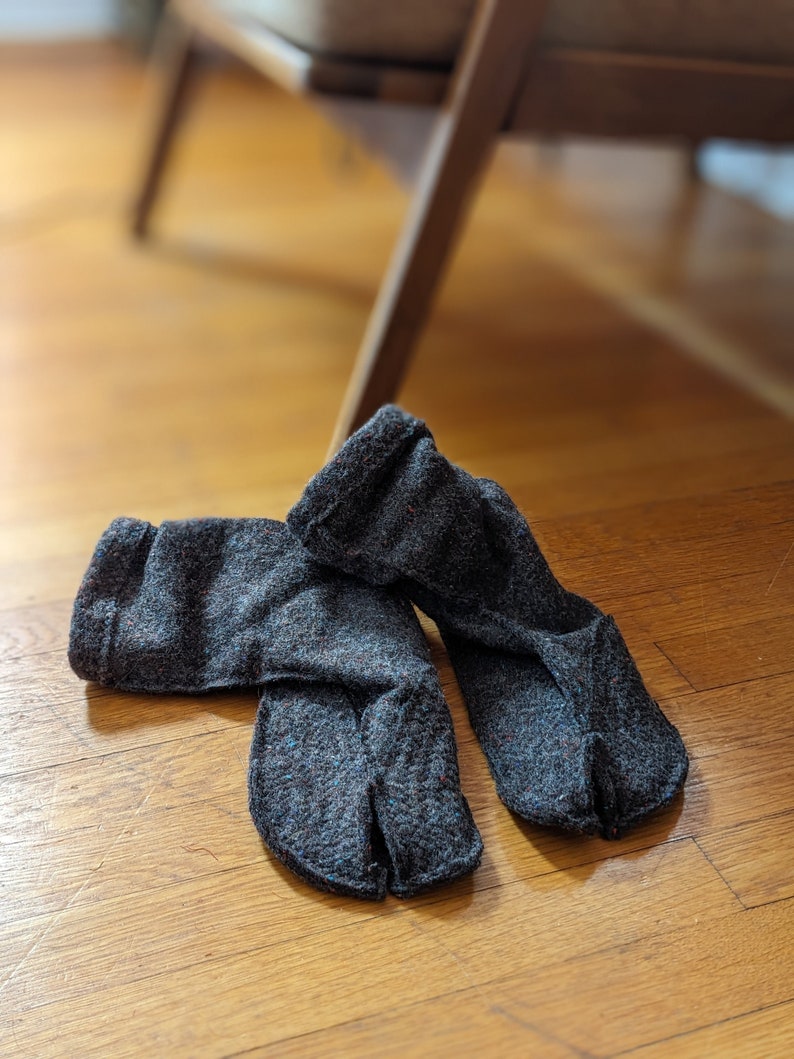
top-left (131, 13), bottom-right (200, 239)
top-left (327, 0), bottom-right (551, 455)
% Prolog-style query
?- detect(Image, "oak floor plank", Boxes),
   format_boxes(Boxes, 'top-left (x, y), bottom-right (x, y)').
top-left (481, 415), bottom-right (794, 492)
top-left (502, 443), bottom-right (794, 521)
top-left (625, 997), bottom-right (794, 1058)
top-left (666, 736), bottom-right (794, 836)
top-left (658, 615), bottom-right (794, 690)
top-left (596, 567), bottom-right (794, 646)
top-left (0, 648), bottom-right (253, 776)
top-left (660, 672), bottom-right (794, 758)
top-left (696, 811), bottom-right (794, 909)
top-left (4, 841), bottom-right (735, 1054)
top-left (632, 521), bottom-right (794, 593)
top-left (535, 482), bottom-right (794, 561)
top-left (264, 990), bottom-right (579, 1058)
top-left (486, 898), bottom-right (794, 1056)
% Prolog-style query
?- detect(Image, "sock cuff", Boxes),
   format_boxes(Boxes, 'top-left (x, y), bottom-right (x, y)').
top-left (287, 405), bottom-right (429, 572)
top-left (68, 517), bottom-right (156, 685)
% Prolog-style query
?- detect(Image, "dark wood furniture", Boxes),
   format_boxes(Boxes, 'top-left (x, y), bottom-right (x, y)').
top-left (132, 0), bottom-right (794, 451)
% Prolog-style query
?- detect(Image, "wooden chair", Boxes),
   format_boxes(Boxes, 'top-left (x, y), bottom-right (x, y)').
top-left (132, 0), bottom-right (794, 452)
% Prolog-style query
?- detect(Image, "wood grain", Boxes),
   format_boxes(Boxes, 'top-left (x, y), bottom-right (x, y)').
top-left (697, 811), bottom-right (794, 909)
top-left (658, 616), bottom-right (794, 690)
top-left (1, 42), bottom-right (792, 1059)
top-left (514, 49), bottom-right (794, 142)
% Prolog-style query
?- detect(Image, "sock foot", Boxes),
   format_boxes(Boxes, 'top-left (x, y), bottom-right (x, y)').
top-left (249, 682), bottom-right (388, 899)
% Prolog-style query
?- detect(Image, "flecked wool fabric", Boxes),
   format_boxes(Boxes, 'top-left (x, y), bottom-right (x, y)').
top-left (287, 406), bottom-right (689, 838)
top-left (69, 516), bottom-right (482, 899)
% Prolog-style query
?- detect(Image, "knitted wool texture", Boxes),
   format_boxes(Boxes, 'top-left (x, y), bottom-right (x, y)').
top-left (69, 516), bottom-right (482, 899)
top-left (287, 406), bottom-right (689, 838)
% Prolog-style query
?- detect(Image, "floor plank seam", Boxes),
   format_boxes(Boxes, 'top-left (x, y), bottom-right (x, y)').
top-left (739, 893), bottom-right (794, 911)
top-left (675, 665), bottom-right (794, 695)
top-left (0, 720), bottom-right (256, 783)
top-left (608, 994), bottom-right (794, 1057)
top-left (651, 642), bottom-right (697, 692)
top-left (691, 837), bottom-right (749, 910)
top-left (689, 734), bottom-right (794, 763)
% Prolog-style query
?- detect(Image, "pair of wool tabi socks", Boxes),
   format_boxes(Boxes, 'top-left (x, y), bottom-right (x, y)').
top-left (287, 405), bottom-right (688, 840)
top-left (69, 407), bottom-right (687, 901)
top-left (69, 516), bottom-right (483, 900)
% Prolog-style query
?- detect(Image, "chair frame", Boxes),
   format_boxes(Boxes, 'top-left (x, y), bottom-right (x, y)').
top-left (132, 0), bottom-right (794, 452)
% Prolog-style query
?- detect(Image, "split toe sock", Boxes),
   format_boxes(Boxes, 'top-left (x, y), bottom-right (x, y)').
top-left (69, 516), bottom-right (482, 898)
top-left (287, 406), bottom-right (689, 839)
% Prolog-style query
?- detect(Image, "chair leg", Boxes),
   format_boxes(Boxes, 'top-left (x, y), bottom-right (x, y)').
top-left (131, 13), bottom-right (200, 239)
top-left (327, 0), bottom-right (551, 454)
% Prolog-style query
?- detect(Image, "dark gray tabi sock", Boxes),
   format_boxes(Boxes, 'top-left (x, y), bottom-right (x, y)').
top-left (69, 516), bottom-right (482, 898)
top-left (287, 406), bottom-right (688, 839)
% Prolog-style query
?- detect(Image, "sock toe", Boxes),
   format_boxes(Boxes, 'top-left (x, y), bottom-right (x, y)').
top-left (373, 783), bottom-right (483, 897)
top-left (591, 617), bottom-right (689, 836)
top-left (248, 683), bottom-right (388, 899)
top-left (599, 722), bottom-right (689, 838)
top-left (362, 680), bottom-right (483, 896)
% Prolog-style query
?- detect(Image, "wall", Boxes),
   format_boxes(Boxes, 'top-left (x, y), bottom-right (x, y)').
top-left (0, 1), bottom-right (115, 38)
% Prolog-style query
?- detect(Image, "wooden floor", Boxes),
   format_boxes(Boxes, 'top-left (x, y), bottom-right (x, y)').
top-left (2, 42), bottom-right (793, 1058)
